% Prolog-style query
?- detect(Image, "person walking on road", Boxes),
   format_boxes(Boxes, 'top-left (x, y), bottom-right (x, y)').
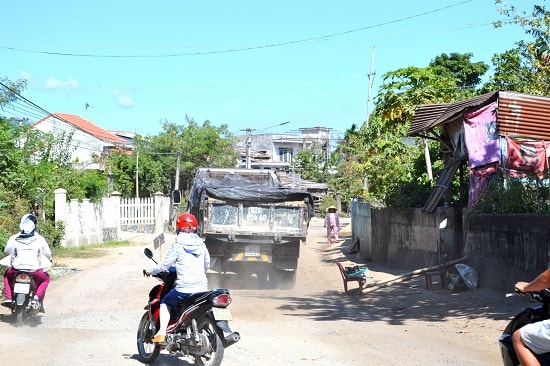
top-left (323, 205), bottom-right (340, 244)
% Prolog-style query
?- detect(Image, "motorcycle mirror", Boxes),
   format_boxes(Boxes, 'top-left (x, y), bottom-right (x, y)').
top-left (172, 190), bottom-right (181, 205)
top-left (144, 248), bottom-right (154, 259)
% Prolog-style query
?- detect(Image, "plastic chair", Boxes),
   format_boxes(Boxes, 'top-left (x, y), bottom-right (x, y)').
top-left (336, 262), bottom-right (370, 294)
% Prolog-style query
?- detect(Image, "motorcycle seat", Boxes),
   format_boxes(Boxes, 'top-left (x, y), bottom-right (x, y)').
top-left (178, 289), bottom-right (229, 307)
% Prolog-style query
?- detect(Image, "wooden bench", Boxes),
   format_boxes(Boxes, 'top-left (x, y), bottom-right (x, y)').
top-left (336, 262), bottom-right (372, 294)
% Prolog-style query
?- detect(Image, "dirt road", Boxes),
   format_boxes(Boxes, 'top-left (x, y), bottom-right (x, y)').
top-left (0, 217), bottom-right (531, 365)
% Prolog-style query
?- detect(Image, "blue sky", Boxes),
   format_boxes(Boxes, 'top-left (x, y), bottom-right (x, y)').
top-left (0, 1), bottom-right (541, 139)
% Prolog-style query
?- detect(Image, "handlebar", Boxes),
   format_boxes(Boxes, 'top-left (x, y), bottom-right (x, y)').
top-left (506, 288), bottom-right (550, 303)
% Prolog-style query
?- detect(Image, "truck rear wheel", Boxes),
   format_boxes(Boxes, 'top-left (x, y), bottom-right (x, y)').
top-left (271, 269), bottom-right (296, 289)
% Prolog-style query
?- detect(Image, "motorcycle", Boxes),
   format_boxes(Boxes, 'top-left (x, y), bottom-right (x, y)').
top-left (4, 270), bottom-right (42, 326)
top-left (137, 248), bottom-right (240, 366)
top-left (499, 288), bottom-right (550, 365)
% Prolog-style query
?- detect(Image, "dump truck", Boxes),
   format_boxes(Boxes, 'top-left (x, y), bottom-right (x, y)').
top-left (187, 168), bottom-right (314, 288)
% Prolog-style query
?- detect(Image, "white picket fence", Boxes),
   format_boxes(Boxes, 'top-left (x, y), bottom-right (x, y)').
top-left (120, 197), bottom-right (156, 227)
top-left (54, 188), bottom-right (172, 247)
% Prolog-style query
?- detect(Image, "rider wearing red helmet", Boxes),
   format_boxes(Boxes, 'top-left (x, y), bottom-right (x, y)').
top-left (175, 213), bottom-right (197, 233)
top-left (146, 213), bottom-right (210, 343)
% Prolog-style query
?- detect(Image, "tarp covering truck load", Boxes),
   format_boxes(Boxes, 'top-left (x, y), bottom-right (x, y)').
top-left (187, 168), bottom-right (314, 288)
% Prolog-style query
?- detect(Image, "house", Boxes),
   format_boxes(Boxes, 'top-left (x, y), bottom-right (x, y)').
top-left (237, 126), bottom-right (334, 170)
top-left (33, 113), bottom-right (131, 170)
top-left (409, 90), bottom-right (550, 212)
top-left (236, 126), bottom-right (334, 204)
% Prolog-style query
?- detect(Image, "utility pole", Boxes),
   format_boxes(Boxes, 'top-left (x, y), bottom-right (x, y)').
top-left (175, 152), bottom-right (181, 191)
top-left (245, 128), bottom-right (253, 169)
top-left (135, 150), bottom-right (139, 198)
top-left (365, 46), bottom-right (376, 128)
top-left (171, 152), bottom-right (181, 226)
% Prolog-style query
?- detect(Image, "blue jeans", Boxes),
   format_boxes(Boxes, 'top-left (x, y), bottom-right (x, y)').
top-left (161, 288), bottom-right (192, 318)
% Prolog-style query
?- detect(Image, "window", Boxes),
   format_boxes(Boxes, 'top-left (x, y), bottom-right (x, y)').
top-left (278, 148), bottom-right (293, 163)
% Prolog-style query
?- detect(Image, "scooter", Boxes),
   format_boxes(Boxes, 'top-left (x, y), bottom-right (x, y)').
top-left (137, 248), bottom-right (240, 366)
top-left (499, 288), bottom-right (550, 365)
top-left (4, 270), bottom-right (41, 326)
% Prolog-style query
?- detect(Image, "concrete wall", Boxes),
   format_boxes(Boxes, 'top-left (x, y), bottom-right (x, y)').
top-left (55, 189), bottom-right (170, 247)
top-left (351, 202), bottom-right (549, 292)
top-left (352, 202), bottom-right (452, 269)
top-left (463, 214), bottom-right (550, 291)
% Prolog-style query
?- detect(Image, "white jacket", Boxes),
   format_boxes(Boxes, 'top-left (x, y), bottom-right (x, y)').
top-left (148, 232), bottom-right (210, 293)
top-left (3, 233), bottom-right (52, 272)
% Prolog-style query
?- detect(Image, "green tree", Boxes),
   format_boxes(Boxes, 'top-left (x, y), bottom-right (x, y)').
top-left (491, 3), bottom-right (550, 95)
top-left (0, 116), bottom-right (80, 247)
top-left (334, 52), bottom-right (489, 207)
top-left (429, 52), bottom-right (489, 90)
top-left (108, 116), bottom-right (236, 198)
top-left (481, 49), bottom-right (540, 93)
top-left (374, 66), bottom-right (458, 126)
top-left (292, 144), bottom-right (339, 183)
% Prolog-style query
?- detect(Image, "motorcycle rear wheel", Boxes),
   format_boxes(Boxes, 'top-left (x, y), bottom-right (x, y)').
top-left (136, 312), bottom-right (160, 363)
top-left (14, 308), bottom-right (24, 327)
top-left (194, 317), bottom-right (224, 366)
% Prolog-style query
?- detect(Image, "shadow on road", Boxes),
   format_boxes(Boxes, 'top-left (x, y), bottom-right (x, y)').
top-left (238, 238), bottom-right (527, 327)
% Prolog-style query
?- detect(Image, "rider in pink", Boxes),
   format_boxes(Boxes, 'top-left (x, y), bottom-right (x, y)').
top-left (2, 214), bottom-right (53, 307)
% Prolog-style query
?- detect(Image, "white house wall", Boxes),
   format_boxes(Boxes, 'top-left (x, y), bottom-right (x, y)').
top-left (34, 116), bottom-right (107, 165)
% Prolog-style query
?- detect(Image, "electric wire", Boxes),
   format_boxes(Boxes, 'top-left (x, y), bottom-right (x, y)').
top-left (0, 82), bottom-right (129, 153)
top-left (0, 1), bottom-right (479, 58)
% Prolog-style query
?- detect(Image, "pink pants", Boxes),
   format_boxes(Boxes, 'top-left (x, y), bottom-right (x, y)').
top-left (326, 225), bottom-right (339, 242)
top-left (3, 267), bottom-right (50, 300)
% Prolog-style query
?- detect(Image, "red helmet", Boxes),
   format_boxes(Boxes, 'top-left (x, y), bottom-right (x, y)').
top-left (176, 213), bottom-right (198, 233)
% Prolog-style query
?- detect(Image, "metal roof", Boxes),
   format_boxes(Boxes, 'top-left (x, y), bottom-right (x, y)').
top-left (409, 91), bottom-right (499, 136)
top-left (498, 91), bottom-right (550, 140)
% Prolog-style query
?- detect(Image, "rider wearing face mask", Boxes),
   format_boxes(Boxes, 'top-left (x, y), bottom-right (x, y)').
top-left (145, 213), bottom-right (211, 343)
top-left (1, 213), bottom-right (53, 309)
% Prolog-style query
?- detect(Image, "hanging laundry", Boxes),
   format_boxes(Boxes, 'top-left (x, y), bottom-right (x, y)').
top-left (469, 162), bottom-right (498, 209)
top-left (463, 101), bottom-right (500, 168)
top-left (503, 136), bottom-right (548, 179)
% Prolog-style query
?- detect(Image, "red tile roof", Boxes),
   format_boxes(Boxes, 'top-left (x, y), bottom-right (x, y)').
top-left (35, 113), bottom-right (126, 144)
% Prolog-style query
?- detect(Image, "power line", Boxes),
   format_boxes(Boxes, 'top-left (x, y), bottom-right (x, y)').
top-left (0, 1), bottom-right (475, 58)
top-left (0, 83), bottom-right (130, 154)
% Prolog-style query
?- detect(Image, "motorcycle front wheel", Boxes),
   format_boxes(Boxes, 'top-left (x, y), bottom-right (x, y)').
top-left (195, 317), bottom-right (224, 366)
top-left (136, 312), bottom-right (160, 363)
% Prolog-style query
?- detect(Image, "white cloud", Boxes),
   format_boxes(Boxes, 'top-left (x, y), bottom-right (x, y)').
top-left (43, 77), bottom-right (81, 90)
top-left (112, 88), bottom-right (135, 109)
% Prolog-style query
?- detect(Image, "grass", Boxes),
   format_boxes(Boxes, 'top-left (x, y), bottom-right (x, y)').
top-left (52, 240), bottom-right (133, 259)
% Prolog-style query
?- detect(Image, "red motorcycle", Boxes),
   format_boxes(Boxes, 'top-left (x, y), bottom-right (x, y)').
top-left (137, 248), bottom-right (240, 366)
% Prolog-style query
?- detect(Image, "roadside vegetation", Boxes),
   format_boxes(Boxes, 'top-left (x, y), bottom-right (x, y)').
top-left (52, 240), bottom-right (134, 259)
top-left (0, 2), bottom-right (549, 249)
